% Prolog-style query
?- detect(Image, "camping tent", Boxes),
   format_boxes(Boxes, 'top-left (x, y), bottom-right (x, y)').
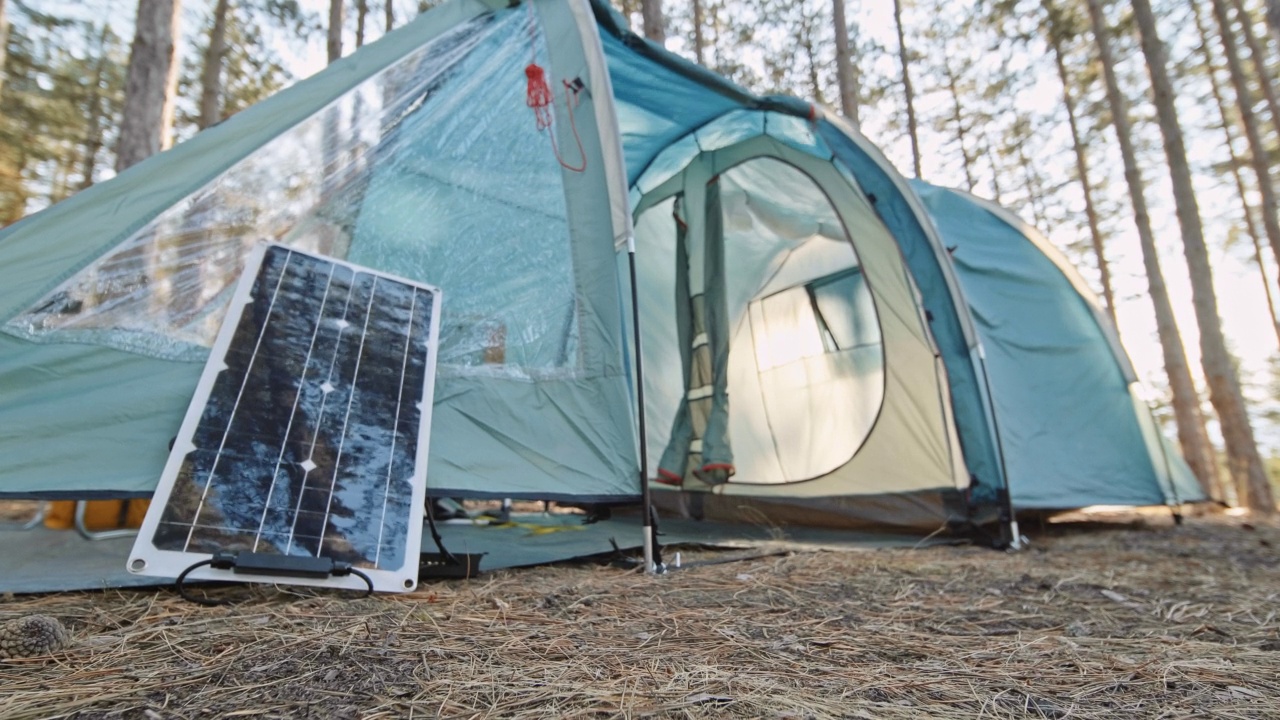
top-left (910, 182), bottom-right (1205, 509)
top-left (0, 0), bottom-right (1194, 540)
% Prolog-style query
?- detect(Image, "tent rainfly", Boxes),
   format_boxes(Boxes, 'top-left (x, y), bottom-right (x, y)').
top-left (0, 0), bottom-right (1200, 551)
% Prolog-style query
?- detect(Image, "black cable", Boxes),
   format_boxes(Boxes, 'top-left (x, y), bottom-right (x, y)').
top-left (175, 559), bottom-right (231, 607)
top-left (175, 556), bottom-right (375, 606)
top-left (424, 498), bottom-right (461, 566)
top-left (333, 564), bottom-right (374, 599)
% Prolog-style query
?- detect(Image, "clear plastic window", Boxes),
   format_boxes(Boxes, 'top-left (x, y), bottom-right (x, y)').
top-left (9, 8), bottom-right (581, 377)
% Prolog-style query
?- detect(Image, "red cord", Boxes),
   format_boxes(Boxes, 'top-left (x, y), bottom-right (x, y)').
top-left (523, 4), bottom-right (586, 173)
top-left (525, 63), bottom-right (554, 130)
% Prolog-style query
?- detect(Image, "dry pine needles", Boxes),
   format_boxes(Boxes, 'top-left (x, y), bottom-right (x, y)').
top-left (1, 512), bottom-right (1278, 719)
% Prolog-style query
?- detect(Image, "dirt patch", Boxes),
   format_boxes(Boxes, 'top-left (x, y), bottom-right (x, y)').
top-left (1, 512), bottom-right (1278, 719)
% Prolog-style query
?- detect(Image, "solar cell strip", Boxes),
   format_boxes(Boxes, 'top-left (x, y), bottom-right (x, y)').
top-left (253, 261), bottom-right (338, 552)
top-left (303, 277), bottom-right (380, 558)
top-left (376, 288), bottom-right (418, 567)
top-left (183, 252), bottom-right (294, 552)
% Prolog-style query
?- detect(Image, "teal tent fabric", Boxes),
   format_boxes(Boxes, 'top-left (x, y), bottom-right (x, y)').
top-left (819, 124), bottom-right (1005, 505)
top-left (912, 182), bottom-right (1204, 508)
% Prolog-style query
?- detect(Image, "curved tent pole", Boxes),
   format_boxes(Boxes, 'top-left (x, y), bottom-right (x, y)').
top-left (974, 344), bottom-right (1021, 549)
top-left (817, 113), bottom-right (1020, 548)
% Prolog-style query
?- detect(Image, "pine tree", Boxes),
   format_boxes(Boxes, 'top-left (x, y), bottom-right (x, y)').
top-left (1132, 0), bottom-right (1273, 513)
top-left (691, 0), bottom-right (705, 65)
top-left (117, 0), bottom-right (181, 171)
top-left (1192, 0), bottom-right (1280, 348)
top-left (642, 0), bottom-right (665, 43)
top-left (178, 2), bottom-right (292, 135)
top-left (1230, 0), bottom-right (1280, 132)
top-left (78, 22), bottom-right (126, 190)
top-left (1084, 0), bottom-right (1222, 499)
top-left (198, 0), bottom-right (231, 130)
top-left (328, 0), bottom-right (344, 63)
top-left (355, 0), bottom-right (368, 47)
top-left (831, 0), bottom-right (859, 125)
top-left (1211, 0), bottom-right (1280, 315)
top-left (894, 0), bottom-right (922, 178)
top-left (1043, 0), bottom-right (1117, 324)
top-left (0, 0), bottom-right (9, 100)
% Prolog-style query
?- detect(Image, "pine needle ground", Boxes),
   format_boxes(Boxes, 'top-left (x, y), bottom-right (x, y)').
top-left (2, 511), bottom-right (1278, 719)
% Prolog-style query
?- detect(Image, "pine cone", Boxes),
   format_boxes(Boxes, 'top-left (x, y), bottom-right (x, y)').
top-left (0, 615), bottom-right (71, 659)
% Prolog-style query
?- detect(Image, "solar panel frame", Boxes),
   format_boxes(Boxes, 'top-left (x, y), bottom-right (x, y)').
top-left (127, 243), bottom-right (442, 593)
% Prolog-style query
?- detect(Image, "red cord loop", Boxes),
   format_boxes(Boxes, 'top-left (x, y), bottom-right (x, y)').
top-left (525, 63), bottom-right (554, 131)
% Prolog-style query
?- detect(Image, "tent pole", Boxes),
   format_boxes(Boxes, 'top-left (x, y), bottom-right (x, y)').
top-left (976, 343), bottom-right (1021, 550)
top-left (628, 243), bottom-right (658, 573)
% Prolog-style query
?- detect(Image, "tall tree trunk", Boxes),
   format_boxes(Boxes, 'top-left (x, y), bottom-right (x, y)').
top-left (355, 0), bottom-right (368, 48)
top-left (385, 0), bottom-right (393, 31)
top-left (691, 0), bottom-right (705, 65)
top-left (1212, 0), bottom-right (1280, 312)
top-left (1084, 0), bottom-right (1222, 501)
top-left (1193, 0), bottom-right (1280, 349)
top-left (117, 0), bottom-right (181, 172)
top-left (894, 0), bottom-right (922, 178)
top-left (1231, 0), bottom-right (1280, 132)
top-left (198, 0), bottom-right (230, 130)
top-left (79, 24), bottom-right (113, 189)
top-left (832, 0), bottom-right (859, 127)
top-left (0, 0), bottom-right (9, 101)
top-left (641, 0), bottom-right (665, 44)
top-left (980, 130), bottom-right (1003, 202)
top-left (1134, 0), bottom-right (1275, 513)
top-left (802, 27), bottom-right (824, 105)
top-left (328, 0), bottom-right (344, 63)
top-left (1046, 2), bottom-right (1117, 324)
top-left (940, 46), bottom-right (976, 192)
top-left (1013, 131), bottom-right (1048, 228)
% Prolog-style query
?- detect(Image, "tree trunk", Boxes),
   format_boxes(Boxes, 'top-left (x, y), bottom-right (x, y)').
top-left (1212, 0), bottom-right (1280, 318)
top-left (1046, 1), bottom-right (1117, 325)
top-left (328, 0), bottom-right (344, 63)
top-left (1269, 0), bottom-right (1280, 43)
top-left (802, 27), bottom-right (825, 105)
top-left (1013, 130), bottom-right (1048, 229)
top-left (79, 24), bottom-right (113, 189)
top-left (1193, 0), bottom-right (1280, 349)
top-left (1229, 0), bottom-right (1280, 136)
top-left (0, 0), bottom-right (9, 101)
top-left (641, 0), bottom-right (665, 44)
top-left (1132, 0), bottom-right (1271, 511)
top-left (1084, 0), bottom-right (1223, 501)
top-left (980, 130), bottom-right (1003, 202)
top-left (198, 0), bottom-right (230, 130)
top-left (385, 0), bottom-right (393, 31)
top-left (356, 0), bottom-right (368, 48)
top-left (940, 47), bottom-right (976, 192)
top-left (116, 0), bottom-right (181, 172)
top-left (832, 0), bottom-right (859, 127)
top-left (894, 0), bottom-right (922, 178)
top-left (691, 0), bottom-right (705, 65)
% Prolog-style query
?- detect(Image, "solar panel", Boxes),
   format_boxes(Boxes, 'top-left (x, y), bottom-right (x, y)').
top-left (128, 243), bottom-right (441, 593)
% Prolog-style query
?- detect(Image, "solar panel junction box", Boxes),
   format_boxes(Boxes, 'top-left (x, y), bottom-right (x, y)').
top-left (210, 551), bottom-right (355, 580)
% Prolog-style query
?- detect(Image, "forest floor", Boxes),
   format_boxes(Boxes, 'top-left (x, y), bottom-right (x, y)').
top-left (1, 506), bottom-right (1278, 719)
